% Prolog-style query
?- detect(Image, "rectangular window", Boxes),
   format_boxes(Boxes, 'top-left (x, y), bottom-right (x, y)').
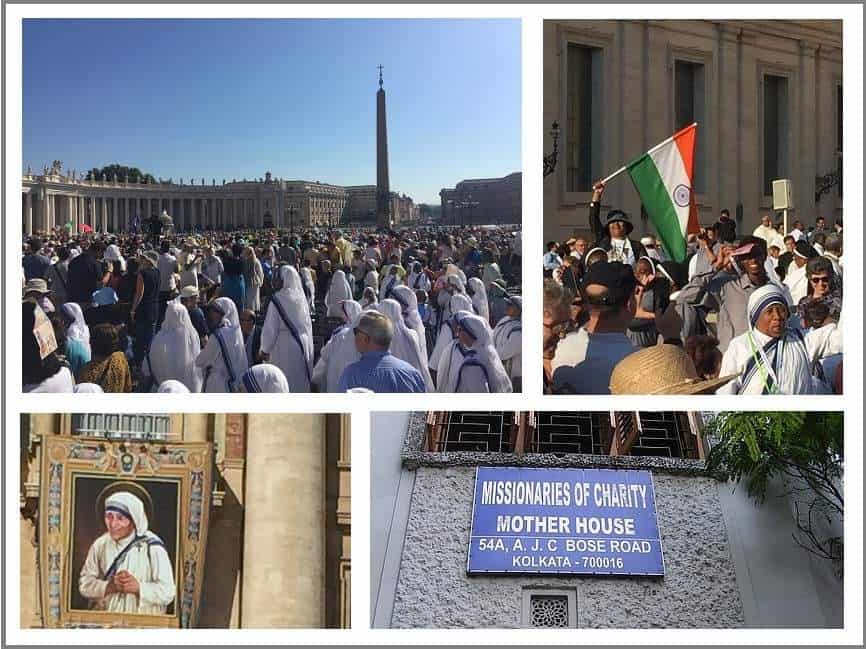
top-left (763, 74), bottom-right (789, 195)
top-left (71, 414), bottom-right (173, 440)
top-left (566, 43), bottom-right (603, 192)
top-left (674, 60), bottom-right (706, 192)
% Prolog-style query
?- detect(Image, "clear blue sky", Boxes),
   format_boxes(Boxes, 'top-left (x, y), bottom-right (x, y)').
top-left (23, 19), bottom-right (521, 204)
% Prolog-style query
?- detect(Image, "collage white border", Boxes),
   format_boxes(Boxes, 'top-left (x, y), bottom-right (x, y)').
top-left (4, 3), bottom-right (863, 645)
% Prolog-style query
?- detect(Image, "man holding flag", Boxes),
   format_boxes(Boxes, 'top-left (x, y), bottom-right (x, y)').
top-left (590, 122), bottom-right (700, 264)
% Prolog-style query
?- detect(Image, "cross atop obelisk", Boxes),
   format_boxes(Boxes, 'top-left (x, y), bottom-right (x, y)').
top-left (376, 64), bottom-right (391, 228)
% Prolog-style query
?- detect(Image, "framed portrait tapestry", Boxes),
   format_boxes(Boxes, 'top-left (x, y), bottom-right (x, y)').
top-left (39, 435), bottom-right (213, 628)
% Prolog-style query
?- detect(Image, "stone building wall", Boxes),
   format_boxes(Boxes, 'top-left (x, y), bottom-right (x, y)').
top-left (543, 20), bottom-right (843, 242)
top-left (390, 465), bottom-right (744, 628)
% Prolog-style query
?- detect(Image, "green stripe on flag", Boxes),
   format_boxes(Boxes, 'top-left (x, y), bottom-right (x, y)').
top-left (628, 155), bottom-right (687, 262)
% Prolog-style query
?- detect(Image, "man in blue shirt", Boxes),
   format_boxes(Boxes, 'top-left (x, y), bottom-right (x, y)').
top-left (23, 237), bottom-right (51, 281)
top-left (338, 311), bottom-right (426, 393)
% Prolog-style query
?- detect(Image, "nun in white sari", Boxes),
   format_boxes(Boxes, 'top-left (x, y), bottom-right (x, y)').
top-left (378, 298), bottom-right (434, 391)
top-left (442, 312), bottom-right (512, 393)
top-left (324, 270), bottom-right (353, 318)
top-left (467, 277), bottom-right (490, 323)
top-left (196, 297), bottom-right (249, 393)
top-left (717, 284), bottom-right (815, 395)
top-left (299, 266), bottom-right (316, 312)
top-left (379, 266), bottom-right (402, 302)
top-left (364, 260), bottom-right (380, 294)
top-left (429, 292), bottom-right (473, 371)
top-left (406, 261), bottom-right (431, 292)
top-left (260, 265), bottom-right (314, 393)
top-left (238, 364), bottom-right (291, 393)
top-left (435, 311), bottom-right (471, 392)
top-left (144, 302), bottom-right (203, 393)
top-left (492, 296), bottom-right (522, 389)
top-left (391, 285), bottom-right (429, 362)
top-left (78, 492), bottom-right (175, 615)
top-left (312, 300), bottom-right (362, 393)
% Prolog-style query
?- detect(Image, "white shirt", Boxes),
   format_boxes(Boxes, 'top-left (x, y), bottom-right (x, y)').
top-left (157, 253), bottom-right (177, 292)
top-left (24, 366), bottom-right (75, 393)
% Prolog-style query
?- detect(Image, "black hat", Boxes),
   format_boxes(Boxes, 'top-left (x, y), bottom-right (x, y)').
top-left (582, 261), bottom-right (636, 307)
top-left (600, 209), bottom-right (634, 236)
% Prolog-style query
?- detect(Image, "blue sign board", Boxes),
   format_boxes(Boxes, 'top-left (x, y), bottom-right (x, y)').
top-left (467, 467), bottom-right (664, 576)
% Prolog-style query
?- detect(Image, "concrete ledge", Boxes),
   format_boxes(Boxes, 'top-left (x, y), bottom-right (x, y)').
top-left (401, 411), bottom-right (718, 478)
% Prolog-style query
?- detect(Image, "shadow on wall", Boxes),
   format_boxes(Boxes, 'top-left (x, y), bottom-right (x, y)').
top-left (197, 481), bottom-right (243, 628)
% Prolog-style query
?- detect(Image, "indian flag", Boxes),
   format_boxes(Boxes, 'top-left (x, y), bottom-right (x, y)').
top-left (626, 123), bottom-right (699, 263)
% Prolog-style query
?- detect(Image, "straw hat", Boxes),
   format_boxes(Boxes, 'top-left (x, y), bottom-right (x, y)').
top-left (23, 278), bottom-right (50, 295)
top-left (609, 344), bottom-right (736, 395)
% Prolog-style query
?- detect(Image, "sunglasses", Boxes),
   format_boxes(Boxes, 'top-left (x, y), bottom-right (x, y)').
top-left (810, 276), bottom-right (830, 284)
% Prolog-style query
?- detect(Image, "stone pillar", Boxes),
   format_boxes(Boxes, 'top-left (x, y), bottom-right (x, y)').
top-left (181, 414), bottom-right (210, 442)
top-left (113, 196), bottom-right (118, 232)
top-left (241, 415), bottom-right (326, 628)
top-left (25, 191), bottom-right (33, 235)
top-left (102, 197), bottom-right (108, 232)
top-left (47, 194), bottom-right (55, 232)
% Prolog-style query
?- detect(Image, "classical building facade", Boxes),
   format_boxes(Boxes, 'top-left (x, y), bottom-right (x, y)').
top-left (440, 172), bottom-right (522, 225)
top-left (344, 185), bottom-right (418, 227)
top-left (543, 20), bottom-right (843, 242)
top-left (20, 166), bottom-right (417, 236)
top-left (20, 413), bottom-right (351, 629)
top-left (371, 411), bottom-right (842, 629)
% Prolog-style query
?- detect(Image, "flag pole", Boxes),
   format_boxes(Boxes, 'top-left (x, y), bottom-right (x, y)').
top-left (598, 122), bottom-right (697, 186)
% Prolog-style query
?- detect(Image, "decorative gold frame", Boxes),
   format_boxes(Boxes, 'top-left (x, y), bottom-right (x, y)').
top-left (39, 435), bottom-right (212, 628)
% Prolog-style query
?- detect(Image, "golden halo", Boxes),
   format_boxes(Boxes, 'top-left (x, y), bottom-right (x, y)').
top-left (94, 481), bottom-right (154, 528)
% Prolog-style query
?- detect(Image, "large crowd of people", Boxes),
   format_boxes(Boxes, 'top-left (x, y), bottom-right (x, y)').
top-left (22, 220), bottom-right (522, 393)
top-left (544, 182), bottom-right (843, 395)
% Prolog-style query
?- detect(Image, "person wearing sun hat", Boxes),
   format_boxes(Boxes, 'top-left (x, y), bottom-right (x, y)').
top-left (716, 283), bottom-right (815, 395)
top-left (589, 181), bottom-right (647, 267)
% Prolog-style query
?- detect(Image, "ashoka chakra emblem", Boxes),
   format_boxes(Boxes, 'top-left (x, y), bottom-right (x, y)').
top-left (673, 184), bottom-right (692, 207)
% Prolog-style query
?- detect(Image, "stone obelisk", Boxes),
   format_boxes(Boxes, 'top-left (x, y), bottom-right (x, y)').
top-left (376, 65), bottom-right (392, 228)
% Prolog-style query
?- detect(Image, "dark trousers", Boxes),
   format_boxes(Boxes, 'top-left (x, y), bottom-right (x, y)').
top-left (133, 316), bottom-right (156, 367)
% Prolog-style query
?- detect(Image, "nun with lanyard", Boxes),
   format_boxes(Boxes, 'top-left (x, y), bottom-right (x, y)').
top-left (312, 300), bottom-right (363, 393)
top-left (390, 285), bottom-right (429, 361)
top-left (196, 297), bottom-right (249, 393)
top-left (428, 291), bottom-right (473, 375)
top-left (716, 284), bottom-right (815, 395)
top-left (78, 491), bottom-right (175, 614)
top-left (441, 311), bottom-right (513, 393)
top-left (259, 265), bottom-right (314, 393)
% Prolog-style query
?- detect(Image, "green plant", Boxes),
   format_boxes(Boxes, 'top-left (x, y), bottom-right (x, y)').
top-left (704, 411), bottom-right (843, 570)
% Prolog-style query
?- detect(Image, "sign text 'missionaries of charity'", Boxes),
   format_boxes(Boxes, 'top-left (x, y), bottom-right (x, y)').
top-left (467, 467), bottom-right (664, 576)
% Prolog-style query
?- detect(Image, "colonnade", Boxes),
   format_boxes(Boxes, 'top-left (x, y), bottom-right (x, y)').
top-left (21, 190), bottom-right (274, 235)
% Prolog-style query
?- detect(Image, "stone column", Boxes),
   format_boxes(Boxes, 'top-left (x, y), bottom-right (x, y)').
top-left (102, 197), bottom-right (108, 232)
top-left (25, 191), bottom-right (33, 235)
top-left (241, 414), bottom-right (326, 628)
top-left (113, 196), bottom-right (118, 232)
top-left (48, 194), bottom-right (55, 232)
